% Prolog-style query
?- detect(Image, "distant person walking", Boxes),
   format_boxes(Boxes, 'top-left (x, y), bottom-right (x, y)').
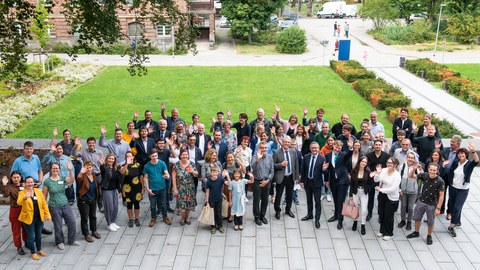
top-left (333, 21), bottom-right (337, 36)
top-left (345, 23), bottom-right (350, 38)
top-left (333, 39), bottom-right (339, 56)
top-left (337, 25), bottom-right (341, 37)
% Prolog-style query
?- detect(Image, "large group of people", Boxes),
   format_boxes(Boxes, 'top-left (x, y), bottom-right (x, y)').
top-left (1, 104), bottom-right (478, 260)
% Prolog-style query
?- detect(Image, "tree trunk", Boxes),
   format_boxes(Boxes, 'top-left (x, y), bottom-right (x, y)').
top-left (298, 0), bottom-right (302, 12)
top-left (307, 0), bottom-right (313, 17)
top-left (291, 0), bottom-right (297, 8)
top-left (248, 31), bottom-right (252, 44)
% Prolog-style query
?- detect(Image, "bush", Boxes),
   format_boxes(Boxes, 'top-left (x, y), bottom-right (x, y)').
top-left (49, 42), bottom-right (72, 54)
top-left (387, 107), bottom-right (467, 138)
top-left (405, 58), bottom-right (459, 82)
top-left (353, 78), bottom-right (411, 109)
top-left (275, 26), bottom-right (307, 54)
top-left (332, 60), bottom-right (375, 83)
top-left (253, 29), bottom-right (278, 45)
top-left (368, 20), bottom-right (436, 45)
top-left (444, 77), bottom-right (480, 106)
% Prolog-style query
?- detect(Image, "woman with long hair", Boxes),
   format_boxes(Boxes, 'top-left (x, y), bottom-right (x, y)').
top-left (349, 156), bottom-right (372, 235)
top-left (101, 154), bottom-right (122, 232)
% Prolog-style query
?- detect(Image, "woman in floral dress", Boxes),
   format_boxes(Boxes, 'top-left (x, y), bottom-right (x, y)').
top-left (120, 151), bottom-right (144, 228)
top-left (172, 149), bottom-right (199, 225)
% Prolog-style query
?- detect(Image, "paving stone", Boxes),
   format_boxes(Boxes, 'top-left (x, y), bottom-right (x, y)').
top-left (288, 247), bottom-right (306, 270)
top-left (271, 238), bottom-right (288, 258)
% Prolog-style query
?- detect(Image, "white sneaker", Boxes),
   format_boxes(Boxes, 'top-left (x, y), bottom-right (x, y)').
top-left (108, 224), bottom-right (118, 232)
top-left (245, 198), bottom-right (249, 203)
top-left (326, 194), bottom-right (332, 202)
top-left (71, 241), bottom-right (81, 246)
top-left (376, 232), bottom-right (384, 237)
top-left (383, 235), bottom-right (394, 241)
top-left (321, 195), bottom-right (326, 200)
top-left (57, 243), bottom-right (65, 250)
top-left (112, 223), bottom-right (120, 229)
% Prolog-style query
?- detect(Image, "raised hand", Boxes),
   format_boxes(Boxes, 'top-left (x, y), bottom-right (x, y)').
top-left (67, 162), bottom-right (72, 171)
top-left (74, 137), bottom-right (81, 146)
top-left (412, 122), bottom-right (417, 132)
top-left (275, 104), bottom-right (280, 112)
top-left (132, 131), bottom-right (139, 139)
top-left (227, 110), bottom-right (231, 118)
top-left (161, 103), bottom-right (166, 110)
top-left (100, 125), bottom-right (107, 135)
top-left (133, 111), bottom-right (139, 119)
top-left (376, 164), bottom-right (382, 173)
top-left (52, 127), bottom-right (58, 137)
top-left (207, 141), bottom-right (213, 149)
top-left (212, 116), bottom-right (216, 123)
top-left (434, 139), bottom-right (442, 149)
top-left (148, 126), bottom-right (154, 134)
top-left (222, 170), bottom-right (229, 178)
top-left (347, 137), bottom-right (354, 148)
top-left (468, 141), bottom-right (476, 152)
top-left (303, 106), bottom-right (308, 116)
top-left (114, 121), bottom-right (119, 129)
top-left (126, 156), bottom-right (133, 165)
top-left (1, 176), bottom-right (8, 186)
top-left (80, 167), bottom-right (87, 174)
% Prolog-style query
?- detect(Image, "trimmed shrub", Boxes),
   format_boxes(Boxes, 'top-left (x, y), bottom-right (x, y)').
top-left (353, 78), bottom-right (411, 109)
top-left (275, 26), bottom-right (307, 54)
top-left (405, 58), bottom-right (459, 82)
top-left (333, 60), bottom-right (376, 83)
top-left (386, 107), bottom-right (466, 138)
top-left (444, 76), bottom-right (480, 106)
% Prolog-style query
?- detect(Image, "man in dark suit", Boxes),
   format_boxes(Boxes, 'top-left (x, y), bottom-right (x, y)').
top-left (186, 134), bottom-right (203, 192)
top-left (195, 123), bottom-right (211, 159)
top-left (392, 107), bottom-right (413, 142)
top-left (273, 136), bottom-right (299, 220)
top-left (129, 126), bottom-right (156, 170)
top-left (442, 135), bottom-right (462, 216)
top-left (133, 110), bottom-right (160, 138)
top-left (210, 130), bottom-right (228, 164)
top-left (153, 119), bottom-right (171, 141)
top-left (300, 142), bottom-right (328, 229)
top-left (325, 139), bottom-right (353, 230)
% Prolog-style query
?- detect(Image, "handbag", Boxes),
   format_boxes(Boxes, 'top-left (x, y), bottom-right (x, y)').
top-left (222, 194), bottom-right (229, 218)
top-left (198, 205), bottom-right (215, 225)
top-left (342, 200), bottom-right (359, 220)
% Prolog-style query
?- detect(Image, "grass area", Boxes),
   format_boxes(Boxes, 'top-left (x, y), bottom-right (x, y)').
top-left (8, 66), bottom-right (392, 138)
top-left (235, 43), bottom-right (278, 54)
top-left (397, 43), bottom-right (479, 52)
top-left (446, 64), bottom-right (480, 81)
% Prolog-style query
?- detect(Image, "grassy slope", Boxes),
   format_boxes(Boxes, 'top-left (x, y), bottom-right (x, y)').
top-left (10, 66), bottom-right (392, 138)
top-left (446, 64), bottom-right (480, 81)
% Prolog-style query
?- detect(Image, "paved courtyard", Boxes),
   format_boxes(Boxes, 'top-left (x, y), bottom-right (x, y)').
top-left (1, 167), bottom-right (480, 270)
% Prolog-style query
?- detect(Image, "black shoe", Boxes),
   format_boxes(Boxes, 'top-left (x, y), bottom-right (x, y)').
top-left (255, 218), bottom-right (262, 226)
top-left (397, 220), bottom-right (406, 228)
top-left (286, 211), bottom-right (295, 218)
top-left (17, 247), bottom-right (25, 255)
top-left (128, 219), bottom-right (134, 228)
top-left (328, 216), bottom-right (338, 222)
top-left (448, 226), bottom-right (457, 237)
top-left (42, 228), bottom-right (52, 235)
top-left (167, 208), bottom-right (175, 213)
top-left (275, 212), bottom-right (281, 220)
top-left (315, 220), bottom-right (320, 229)
top-left (407, 231), bottom-right (420, 238)
top-left (301, 215), bottom-right (313, 221)
top-left (406, 221), bottom-right (412, 231)
top-left (261, 217), bottom-right (268, 225)
top-left (337, 222), bottom-right (343, 230)
top-left (426, 235), bottom-right (433, 245)
top-left (361, 225), bottom-right (366, 235)
top-left (352, 221), bottom-right (357, 231)
top-left (366, 213), bottom-right (372, 221)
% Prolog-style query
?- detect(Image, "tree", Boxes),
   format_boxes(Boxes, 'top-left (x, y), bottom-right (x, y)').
top-left (446, 12), bottom-right (480, 43)
top-left (360, 0), bottom-right (398, 29)
top-left (0, 0), bottom-right (197, 80)
top-left (29, 0), bottom-right (52, 51)
top-left (306, 0), bottom-right (314, 17)
top-left (389, 0), bottom-right (425, 23)
top-left (222, 0), bottom-right (284, 43)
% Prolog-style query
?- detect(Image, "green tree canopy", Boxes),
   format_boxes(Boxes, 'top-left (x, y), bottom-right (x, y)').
top-left (360, 0), bottom-right (398, 29)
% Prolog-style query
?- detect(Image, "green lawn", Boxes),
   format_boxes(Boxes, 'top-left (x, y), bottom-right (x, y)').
top-left (446, 64), bottom-right (480, 81)
top-left (9, 66), bottom-right (392, 138)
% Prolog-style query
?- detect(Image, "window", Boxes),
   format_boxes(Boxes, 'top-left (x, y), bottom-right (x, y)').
top-left (156, 24), bottom-right (172, 37)
top-left (128, 22), bottom-right (143, 37)
top-left (47, 24), bottom-right (56, 38)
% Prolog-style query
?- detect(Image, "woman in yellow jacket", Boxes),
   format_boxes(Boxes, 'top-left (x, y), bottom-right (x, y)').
top-left (17, 176), bottom-right (51, 260)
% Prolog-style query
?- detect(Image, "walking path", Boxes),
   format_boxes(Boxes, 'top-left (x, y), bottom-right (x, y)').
top-left (2, 18), bottom-right (480, 270)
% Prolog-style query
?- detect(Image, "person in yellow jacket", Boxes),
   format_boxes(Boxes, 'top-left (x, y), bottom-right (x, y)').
top-left (17, 176), bottom-right (51, 260)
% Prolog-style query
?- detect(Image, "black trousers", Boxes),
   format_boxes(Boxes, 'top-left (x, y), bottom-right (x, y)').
top-left (77, 198), bottom-right (97, 236)
top-left (253, 180), bottom-right (270, 219)
top-left (368, 182), bottom-right (380, 215)
top-left (304, 182), bottom-right (322, 221)
top-left (331, 183), bottom-right (349, 222)
top-left (209, 200), bottom-right (223, 229)
top-left (378, 192), bottom-right (399, 237)
top-left (274, 175), bottom-right (294, 213)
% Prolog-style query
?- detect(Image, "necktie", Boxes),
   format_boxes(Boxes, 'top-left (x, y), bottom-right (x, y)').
top-left (309, 155), bottom-right (316, 179)
top-left (161, 131), bottom-right (164, 139)
top-left (285, 150), bottom-right (291, 174)
top-left (334, 154), bottom-right (338, 166)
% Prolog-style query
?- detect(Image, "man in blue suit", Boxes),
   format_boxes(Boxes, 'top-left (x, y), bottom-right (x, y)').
top-left (210, 130), bottom-right (228, 164)
top-left (325, 139), bottom-right (353, 230)
top-left (300, 142), bottom-right (328, 229)
top-left (129, 127), bottom-right (156, 171)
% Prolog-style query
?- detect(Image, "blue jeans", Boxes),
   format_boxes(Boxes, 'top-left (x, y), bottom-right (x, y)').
top-left (149, 189), bottom-right (167, 219)
top-left (448, 186), bottom-right (469, 225)
top-left (23, 216), bottom-right (43, 254)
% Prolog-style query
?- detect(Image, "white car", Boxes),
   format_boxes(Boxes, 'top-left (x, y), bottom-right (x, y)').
top-left (219, 16), bottom-right (230, 28)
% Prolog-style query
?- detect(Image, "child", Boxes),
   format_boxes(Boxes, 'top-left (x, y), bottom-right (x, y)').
top-left (229, 169), bottom-right (254, 230)
top-left (206, 166), bottom-right (230, 234)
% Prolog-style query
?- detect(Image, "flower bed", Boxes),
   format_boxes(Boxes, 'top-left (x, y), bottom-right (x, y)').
top-left (405, 58), bottom-right (459, 82)
top-left (0, 63), bottom-right (103, 138)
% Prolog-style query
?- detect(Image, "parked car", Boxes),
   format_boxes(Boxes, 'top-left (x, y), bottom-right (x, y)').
top-left (219, 16), bottom-right (231, 28)
top-left (409, 12), bottom-right (427, 21)
top-left (279, 19), bottom-right (298, 30)
top-left (270, 14), bottom-right (279, 27)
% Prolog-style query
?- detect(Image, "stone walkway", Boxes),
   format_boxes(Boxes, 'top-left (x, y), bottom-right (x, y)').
top-left (0, 167), bottom-right (480, 270)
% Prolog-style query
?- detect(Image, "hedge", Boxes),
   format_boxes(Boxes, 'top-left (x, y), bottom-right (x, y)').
top-left (352, 78), bottom-right (411, 110)
top-left (405, 58), bottom-right (459, 82)
top-left (444, 77), bottom-right (480, 106)
top-left (386, 107), bottom-right (466, 138)
top-left (332, 60), bottom-right (375, 83)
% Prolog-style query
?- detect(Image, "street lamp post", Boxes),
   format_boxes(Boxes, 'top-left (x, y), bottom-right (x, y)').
top-left (433, 3), bottom-right (446, 57)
